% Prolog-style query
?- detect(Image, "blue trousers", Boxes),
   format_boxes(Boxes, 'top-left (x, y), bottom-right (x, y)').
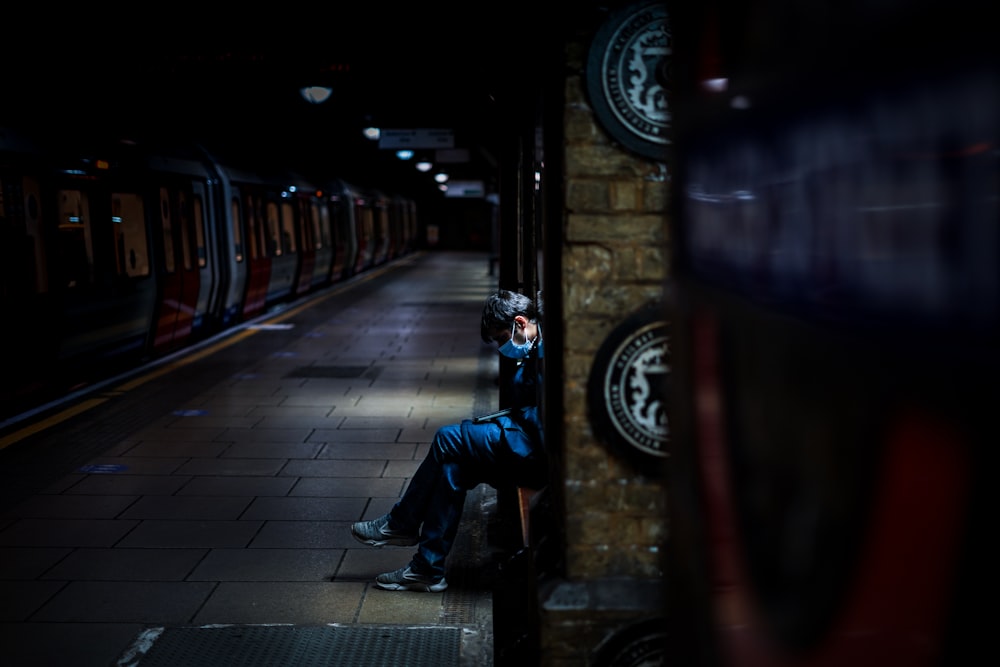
top-left (386, 418), bottom-right (509, 577)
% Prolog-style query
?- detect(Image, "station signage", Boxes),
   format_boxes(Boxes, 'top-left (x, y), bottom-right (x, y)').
top-left (444, 180), bottom-right (485, 198)
top-left (379, 129), bottom-right (455, 149)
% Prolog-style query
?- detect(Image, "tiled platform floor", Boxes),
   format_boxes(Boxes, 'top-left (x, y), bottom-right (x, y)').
top-left (0, 251), bottom-right (503, 666)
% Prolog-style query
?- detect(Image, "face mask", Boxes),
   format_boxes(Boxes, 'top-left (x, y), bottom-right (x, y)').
top-left (499, 322), bottom-right (537, 359)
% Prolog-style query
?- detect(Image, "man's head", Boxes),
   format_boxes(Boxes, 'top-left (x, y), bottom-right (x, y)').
top-left (481, 290), bottom-right (542, 346)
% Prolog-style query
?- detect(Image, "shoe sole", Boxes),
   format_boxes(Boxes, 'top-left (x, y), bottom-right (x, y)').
top-left (374, 580), bottom-right (448, 592)
top-left (351, 529), bottom-right (418, 548)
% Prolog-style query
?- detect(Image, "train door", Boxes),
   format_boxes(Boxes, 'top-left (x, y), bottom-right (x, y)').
top-left (388, 194), bottom-right (407, 260)
top-left (403, 197), bottom-right (418, 256)
top-left (194, 147), bottom-right (244, 328)
top-left (666, 2), bottom-right (998, 666)
top-left (188, 179), bottom-right (216, 338)
top-left (327, 180), bottom-right (357, 281)
top-left (217, 187), bottom-right (249, 326)
top-left (352, 192), bottom-right (374, 274)
top-left (308, 195), bottom-right (332, 290)
top-left (264, 191), bottom-right (298, 305)
top-left (293, 193), bottom-right (316, 296)
top-left (406, 197), bottom-right (418, 255)
top-left (239, 186), bottom-right (271, 319)
top-left (371, 190), bottom-right (390, 266)
top-left (150, 182), bottom-right (201, 355)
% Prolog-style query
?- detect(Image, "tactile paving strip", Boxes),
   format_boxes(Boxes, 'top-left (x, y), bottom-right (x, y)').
top-left (133, 625), bottom-right (461, 667)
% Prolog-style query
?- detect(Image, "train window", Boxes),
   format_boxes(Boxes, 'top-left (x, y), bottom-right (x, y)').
top-left (177, 191), bottom-right (193, 271)
top-left (112, 193), bottom-right (150, 278)
top-left (230, 197), bottom-right (244, 263)
top-left (57, 189), bottom-right (94, 288)
top-left (280, 200), bottom-right (297, 253)
top-left (158, 187), bottom-right (176, 274)
top-left (192, 194), bottom-right (206, 268)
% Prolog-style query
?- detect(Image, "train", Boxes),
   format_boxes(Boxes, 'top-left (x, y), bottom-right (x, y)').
top-left (0, 124), bottom-right (419, 422)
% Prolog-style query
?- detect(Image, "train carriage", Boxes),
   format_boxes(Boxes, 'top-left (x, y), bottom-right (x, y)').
top-left (0, 126), bottom-right (418, 422)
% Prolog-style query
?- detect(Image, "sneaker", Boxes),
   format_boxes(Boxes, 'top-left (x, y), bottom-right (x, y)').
top-left (351, 514), bottom-right (419, 547)
top-left (374, 565), bottom-right (448, 592)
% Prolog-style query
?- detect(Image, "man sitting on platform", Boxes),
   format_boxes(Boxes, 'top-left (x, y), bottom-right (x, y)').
top-left (351, 289), bottom-right (546, 592)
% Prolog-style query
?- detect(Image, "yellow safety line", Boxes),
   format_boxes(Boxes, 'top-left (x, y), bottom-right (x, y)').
top-left (0, 253), bottom-right (419, 451)
top-left (0, 398), bottom-right (109, 450)
top-left (113, 328), bottom-right (259, 392)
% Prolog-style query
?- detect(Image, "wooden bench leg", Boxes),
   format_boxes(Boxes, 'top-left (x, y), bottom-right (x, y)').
top-left (517, 487), bottom-right (538, 548)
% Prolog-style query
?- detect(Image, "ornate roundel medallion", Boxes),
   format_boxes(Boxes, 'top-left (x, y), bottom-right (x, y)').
top-left (588, 306), bottom-right (670, 469)
top-left (593, 617), bottom-right (669, 667)
top-left (585, 1), bottom-right (671, 161)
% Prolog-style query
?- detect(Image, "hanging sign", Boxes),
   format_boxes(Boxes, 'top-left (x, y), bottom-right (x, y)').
top-left (378, 129), bottom-right (455, 149)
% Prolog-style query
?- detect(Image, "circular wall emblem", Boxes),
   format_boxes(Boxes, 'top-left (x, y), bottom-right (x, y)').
top-left (586, 1), bottom-right (671, 161)
top-left (593, 617), bottom-right (669, 667)
top-left (588, 306), bottom-right (670, 469)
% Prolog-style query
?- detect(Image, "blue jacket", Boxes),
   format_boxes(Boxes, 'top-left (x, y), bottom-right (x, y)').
top-left (498, 347), bottom-right (545, 487)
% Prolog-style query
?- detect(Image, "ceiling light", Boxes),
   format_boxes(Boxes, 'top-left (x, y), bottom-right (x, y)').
top-left (396, 150), bottom-right (414, 160)
top-left (362, 126), bottom-right (381, 141)
top-left (701, 78), bottom-right (728, 93)
top-left (434, 172), bottom-right (449, 183)
top-left (415, 161), bottom-right (433, 172)
top-left (300, 86), bottom-right (333, 104)
top-left (730, 95), bottom-right (752, 110)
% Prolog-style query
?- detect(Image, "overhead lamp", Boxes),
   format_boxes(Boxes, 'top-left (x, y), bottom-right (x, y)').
top-left (434, 172), bottom-right (449, 184)
top-left (415, 160), bottom-right (433, 172)
top-left (396, 150), bottom-right (414, 160)
top-left (701, 78), bottom-right (728, 93)
top-left (438, 184), bottom-right (448, 192)
top-left (730, 95), bottom-right (752, 110)
top-left (362, 126), bottom-right (381, 141)
top-left (300, 86), bottom-right (333, 104)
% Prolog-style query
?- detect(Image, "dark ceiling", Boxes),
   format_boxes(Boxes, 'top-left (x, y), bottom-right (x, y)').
top-left (1, 3), bottom-right (586, 198)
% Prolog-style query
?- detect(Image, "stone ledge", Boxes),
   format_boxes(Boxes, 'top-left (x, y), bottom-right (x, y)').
top-left (538, 577), bottom-right (665, 613)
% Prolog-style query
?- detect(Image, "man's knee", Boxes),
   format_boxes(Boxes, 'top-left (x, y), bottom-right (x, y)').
top-left (430, 422), bottom-right (465, 461)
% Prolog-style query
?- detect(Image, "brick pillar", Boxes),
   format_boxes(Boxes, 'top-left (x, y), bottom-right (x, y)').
top-left (535, 3), bottom-right (671, 664)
